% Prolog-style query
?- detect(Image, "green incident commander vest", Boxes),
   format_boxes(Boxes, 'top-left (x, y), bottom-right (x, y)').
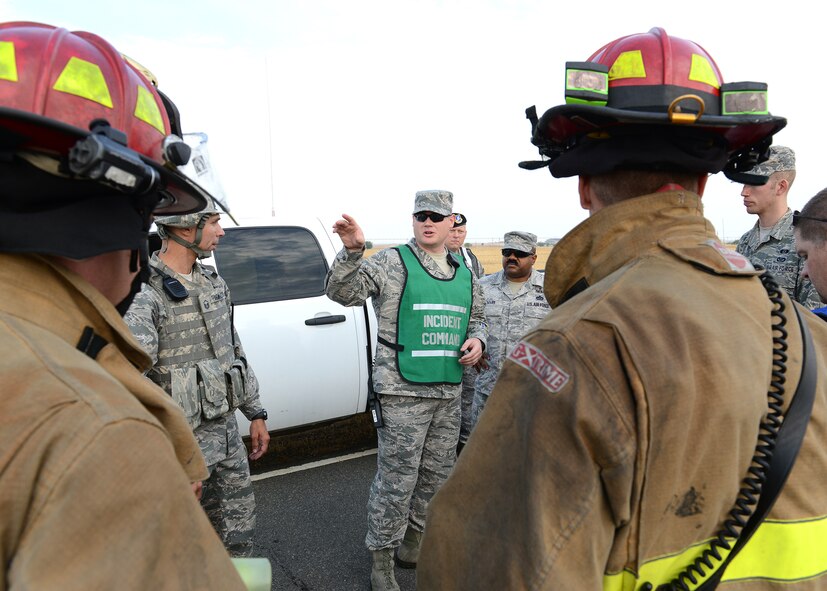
top-left (394, 245), bottom-right (472, 384)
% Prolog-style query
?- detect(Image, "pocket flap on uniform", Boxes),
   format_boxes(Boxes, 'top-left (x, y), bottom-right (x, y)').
top-left (197, 359), bottom-right (228, 404)
top-left (170, 366), bottom-right (201, 427)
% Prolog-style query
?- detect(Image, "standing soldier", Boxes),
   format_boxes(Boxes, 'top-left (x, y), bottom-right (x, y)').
top-left (737, 146), bottom-right (823, 308)
top-left (419, 27), bottom-right (827, 589)
top-left (446, 212), bottom-right (485, 453)
top-left (326, 190), bottom-right (486, 591)
top-left (125, 197), bottom-right (270, 558)
top-left (471, 231), bottom-right (550, 427)
top-left (0, 21), bottom-right (247, 589)
top-left (446, 213), bottom-right (485, 277)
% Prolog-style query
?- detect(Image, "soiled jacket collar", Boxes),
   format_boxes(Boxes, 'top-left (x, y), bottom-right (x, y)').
top-left (544, 190), bottom-right (726, 307)
top-left (0, 253), bottom-right (152, 370)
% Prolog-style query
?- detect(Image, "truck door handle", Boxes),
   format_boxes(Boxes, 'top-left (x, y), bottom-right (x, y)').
top-left (305, 314), bottom-right (346, 326)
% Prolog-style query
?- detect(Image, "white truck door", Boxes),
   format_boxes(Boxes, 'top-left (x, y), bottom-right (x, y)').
top-left (213, 224), bottom-right (371, 433)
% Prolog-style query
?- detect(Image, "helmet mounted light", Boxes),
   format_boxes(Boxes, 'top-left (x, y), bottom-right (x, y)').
top-left (519, 27), bottom-right (786, 182)
top-left (68, 119), bottom-right (161, 195)
top-left (0, 21), bottom-right (210, 216)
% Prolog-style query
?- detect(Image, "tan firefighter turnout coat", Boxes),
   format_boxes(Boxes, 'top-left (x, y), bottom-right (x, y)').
top-left (419, 190), bottom-right (827, 590)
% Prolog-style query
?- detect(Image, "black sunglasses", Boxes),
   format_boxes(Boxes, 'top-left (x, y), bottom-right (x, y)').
top-left (414, 212), bottom-right (448, 223)
top-left (792, 210), bottom-right (827, 227)
top-left (501, 248), bottom-right (533, 258)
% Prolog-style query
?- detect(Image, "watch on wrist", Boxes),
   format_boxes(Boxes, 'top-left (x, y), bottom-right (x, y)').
top-left (251, 409), bottom-right (268, 421)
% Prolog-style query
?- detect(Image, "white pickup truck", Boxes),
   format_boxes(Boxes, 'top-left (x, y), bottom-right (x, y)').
top-left (197, 217), bottom-right (378, 436)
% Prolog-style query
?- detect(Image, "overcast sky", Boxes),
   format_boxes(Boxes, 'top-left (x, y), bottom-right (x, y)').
top-left (4, 1), bottom-right (824, 243)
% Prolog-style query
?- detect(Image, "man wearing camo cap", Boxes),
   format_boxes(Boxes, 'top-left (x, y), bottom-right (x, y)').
top-left (737, 145), bottom-right (823, 308)
top-left (326, 190), bottom-right (486, 591)
top-left (445, 212), bottom-right (485, 454)
top-left (125, 198), bottom-right (270, 558)
top-left (471, 231), bottom-right (551, 429)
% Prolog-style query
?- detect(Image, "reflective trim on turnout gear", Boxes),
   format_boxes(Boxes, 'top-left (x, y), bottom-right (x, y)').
top-left (602, 515), bottom-right (827, 589)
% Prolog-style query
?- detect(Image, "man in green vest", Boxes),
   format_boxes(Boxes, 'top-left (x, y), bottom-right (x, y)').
top-left (326, 190), bottom-right (487, 591)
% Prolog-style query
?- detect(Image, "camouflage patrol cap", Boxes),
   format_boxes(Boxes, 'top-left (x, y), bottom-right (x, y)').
top-left (413, 190), bottom-right (453, 216)
top-left (748, 145), bottom-right (795, 177)
top-left (452, 213), bottom-right (467, 227)
top-left (503, 231), bottom-right (538, 253)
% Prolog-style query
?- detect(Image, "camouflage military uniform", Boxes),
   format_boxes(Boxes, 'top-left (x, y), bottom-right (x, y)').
top-left (455, 246), bottom-right (485, 447)
top-left (471, 267), bottom-right (550, 427)
top-left (737, 208), bottom-right (823, 309)
top-left (125, 253), bottom-right (264, 557)
top-left (326, 238), bottom-right (486, 551)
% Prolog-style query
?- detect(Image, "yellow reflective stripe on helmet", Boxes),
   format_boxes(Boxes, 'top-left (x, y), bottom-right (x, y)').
top-left (134, 84), bottom-right (165, 134)
top-left (608, 50), bottom-right (646, 80)
top-left (688, 53), bottom-right (720, 89)
top-left (0, 40), bottom-right (18, 82)
top-left (603, 516), bottom-right (827, 590)
top-left (53, 56), bottom-right (113, 108)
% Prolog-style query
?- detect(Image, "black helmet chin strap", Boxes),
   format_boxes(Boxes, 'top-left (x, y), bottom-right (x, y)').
top-left (115, 246), bottom-right (149, 316)
top-left (115, 194), bottom-right (158, 316)
top-left (159, 215), bottom-right (212, 259)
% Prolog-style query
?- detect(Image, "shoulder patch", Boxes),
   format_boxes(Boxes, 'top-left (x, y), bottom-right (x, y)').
top-left (659, 237), bottom-right (759, 276)
top-left (508, 341), bottom-right (570, 393)
top-left (704, 240), bottom-right (755, 272)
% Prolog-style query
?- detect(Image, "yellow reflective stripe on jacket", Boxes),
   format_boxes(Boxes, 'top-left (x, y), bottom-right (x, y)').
top-left (604, 515), bottom-right (827, 590)
top-left (725, 516), bottom-right (827, 582)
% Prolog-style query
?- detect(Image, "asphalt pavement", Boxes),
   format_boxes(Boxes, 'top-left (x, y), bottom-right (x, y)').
top-left (252, 450), bottom-right (417, 591)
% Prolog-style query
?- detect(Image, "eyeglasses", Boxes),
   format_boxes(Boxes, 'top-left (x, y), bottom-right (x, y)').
top-left (414, 212), bottom-right (448, 223)
top-left (501, 249), bottom-right (533, 258)
top-left (792, 210), bottom-right (827, 227)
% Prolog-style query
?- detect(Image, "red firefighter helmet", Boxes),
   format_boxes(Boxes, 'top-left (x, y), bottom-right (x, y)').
top-left (0, 21), bottom-right (207, 214)
top-left (521, 27), bottom-right (787, 180)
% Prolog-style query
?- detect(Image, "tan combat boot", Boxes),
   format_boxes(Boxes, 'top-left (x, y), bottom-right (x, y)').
top-left (394, 527), bottom-right (423, 569)
top-left (370, 548), bottom-right (400, 591)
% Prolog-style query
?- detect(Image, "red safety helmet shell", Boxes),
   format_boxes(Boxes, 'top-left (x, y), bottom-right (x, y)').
top-left (0, 21), bottom-right (206, 214)
top-left (533, 27), bottom-right (786, 177)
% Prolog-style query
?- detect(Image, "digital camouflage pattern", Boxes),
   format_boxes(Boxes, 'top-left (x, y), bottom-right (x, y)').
top-left (747, 145), bottom-right (795, 177)
top-left (503, 231), bottom-right (538, 253)
top-left (413, 190), bottom-right (453, 216)
top-left (326, 237), bottom-right (486, 551)
top-left (456, 247), bottom-right (484, 446)
top-left (365, 394), bottom-right (461, 550)
top-left (199, 414), bottom-right (257, 557)
top-left (471, 268), bottom-right (550, 426)
top-left (737, 209), bottom-right (823, 309)
top-left (125, 252), bottom-right (264, 557)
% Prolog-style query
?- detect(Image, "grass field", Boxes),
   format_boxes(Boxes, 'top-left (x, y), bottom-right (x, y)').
top-left (366, 244), bottom-right (553, 274)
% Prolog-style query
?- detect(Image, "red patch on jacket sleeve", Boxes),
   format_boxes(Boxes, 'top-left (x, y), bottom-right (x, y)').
top-left (508, 341), bottom-right (570, 393)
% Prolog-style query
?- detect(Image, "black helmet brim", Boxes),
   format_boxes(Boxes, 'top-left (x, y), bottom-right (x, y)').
top-left (0, 107), bottom-right (208, 215)
top-left (535, 104), bottom-right (787, 178)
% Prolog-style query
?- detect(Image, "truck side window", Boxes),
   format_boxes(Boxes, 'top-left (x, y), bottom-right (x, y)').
top-left (214, 226), bottom-right (329, 304)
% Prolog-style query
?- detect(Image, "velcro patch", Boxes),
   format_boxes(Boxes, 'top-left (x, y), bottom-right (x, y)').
top-left (508, 341), bottom-right (570, 393)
